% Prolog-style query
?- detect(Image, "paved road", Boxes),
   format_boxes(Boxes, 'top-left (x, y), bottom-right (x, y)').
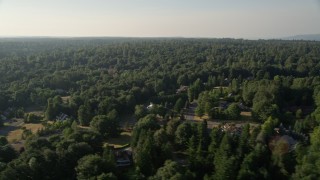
top-left (182, 102), bottom-right (219, 128)
top-left (182, 102), bottom-right (259, 129)
top-left (183, 102), bottom-right (198, 121)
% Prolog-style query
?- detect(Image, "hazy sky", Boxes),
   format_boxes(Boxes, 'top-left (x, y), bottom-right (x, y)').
top-left (0, 0), bottom-right (320, 38)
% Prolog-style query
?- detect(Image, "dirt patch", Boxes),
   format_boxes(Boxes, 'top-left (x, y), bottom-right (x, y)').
top-left (192, 115), bottom-right (209, 121)
top-left (78, 125), bottom-right (91, 130)
top-left (240, 111), bottom-right (252, 116)
top-left (61, 96), bottom-right (71, 103)
top-left (241, 111), bottom-right (253, 121)
top-left (7, 129), bottom-right (23, 143)
top-left (11, 140), bottom-right (25, 152)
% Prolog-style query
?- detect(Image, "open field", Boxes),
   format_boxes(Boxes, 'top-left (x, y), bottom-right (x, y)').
top-left (5, 123), bottom-right (44, 143)
top-left (0, 106), bottom-right (46, 143)
top-left (0, 118), bottom-right (44, 142)
top-left (1, 122), bottom-right (45, 151)
top-left (24, 123), bottom-right (44, 133)
top-left (6, 129), bottom-right (23, 143)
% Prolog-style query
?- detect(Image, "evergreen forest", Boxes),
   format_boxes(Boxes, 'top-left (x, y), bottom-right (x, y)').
top-left (1, 38), bottom-right (320, 179)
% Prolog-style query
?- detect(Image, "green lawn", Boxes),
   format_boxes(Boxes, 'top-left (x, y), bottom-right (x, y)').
top-left (106, 132), bottom-right (131, 148)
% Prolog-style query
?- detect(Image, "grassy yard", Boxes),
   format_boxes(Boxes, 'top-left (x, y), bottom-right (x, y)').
top-left (6, 129), bottom-right (23, 143)
top-left (106, 132), bottom-right (132, 148)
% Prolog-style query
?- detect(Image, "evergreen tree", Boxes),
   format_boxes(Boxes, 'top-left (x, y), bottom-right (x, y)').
top-left (150, 160), bottom-right (194, 180)
top-left (175, 122), bottom-right (192, 149)
top-left (0, 136), bottom-right (8, 146)
top-left (134, 131), bottom-right (155, 176)
top-left (237, 144), bottom-right (271, 180)
top-left (76, 154), bottom-right (114, 180)
top-left (208, 128), bottom-right (222, 157)
top-left (78, 104), bottom-right (92, 126)
top-left (237, 124), bottom-right (251, 159)
top-left (226, 103), bottom-right (241, 120)
top-left (0, 144), bottom-right (17, 163)
top-left (231, 78), bottom-right (240, 93)
top-left (90, 112), bottom-right (119, 138)
top-left (293, 126), bottom-right (320, 179)
top-left (153, 128), bottom-right (168, 147)
top-left (45, 98), bottom-right (55, 120)
top-left (134, 104), bottom-right (147, 120)
top-left (166, 119), bottom-right (181, 141)
top-left (0, 117), bottom-right (3, 127)
top-left (174, 98), bottom-right (184, 112)
top-left (197, 120), bottom-right (209, 153)
top-left (188, 86), bottom-right (195, 102)
top-left (212, 134), bottom-right (236, 180)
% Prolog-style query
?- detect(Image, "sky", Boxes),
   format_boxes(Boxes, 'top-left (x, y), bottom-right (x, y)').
top-left (0, 0), bottom-right (320, 39)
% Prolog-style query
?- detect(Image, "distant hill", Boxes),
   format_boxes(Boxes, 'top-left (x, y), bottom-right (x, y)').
top-left (283, 34), bottom-right (320, 41)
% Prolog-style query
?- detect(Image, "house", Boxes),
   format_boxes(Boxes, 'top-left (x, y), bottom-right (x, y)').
top-left (218, 101), bottom-right (230, 110)
top-left (238, 103), bottom-right (250, 111)
top-left (176, 86), bottom-right (188, 94)
top-left (115, 147), bottom-right (132, 167)
top-left (147, 103), bottom-right (154, 110)
top-left (56, 113), bottom-right (68, 121)
top-left (0, 114), bottom-right (7, 121)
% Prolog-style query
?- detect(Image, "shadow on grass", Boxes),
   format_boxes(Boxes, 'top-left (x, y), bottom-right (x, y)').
top-left (0, 125), bottom-right (19, 137)
top-left (107, 133), bottom-right (132, 147)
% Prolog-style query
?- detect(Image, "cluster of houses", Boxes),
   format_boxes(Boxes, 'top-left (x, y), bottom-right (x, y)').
top-left (220, 123), bottom-right (243, 135)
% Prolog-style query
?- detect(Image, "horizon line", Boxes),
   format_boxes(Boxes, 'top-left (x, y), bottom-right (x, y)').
top-left (0, 35), bottom-right (281, 40)
top-left (0, 35), bottom-right (319, 41)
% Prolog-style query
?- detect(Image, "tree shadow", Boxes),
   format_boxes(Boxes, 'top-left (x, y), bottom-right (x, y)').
top-left (0, 125), bottom-right (19, 137)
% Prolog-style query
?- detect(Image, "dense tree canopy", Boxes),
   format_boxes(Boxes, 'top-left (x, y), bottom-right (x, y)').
top-left (0, 38), bottom-right (320, 179)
